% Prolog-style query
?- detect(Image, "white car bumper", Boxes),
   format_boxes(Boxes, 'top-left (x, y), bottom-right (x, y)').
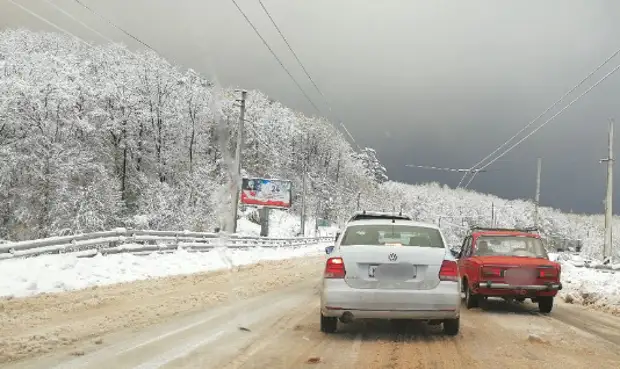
top-left (320, 279), bottom-right (460, 320)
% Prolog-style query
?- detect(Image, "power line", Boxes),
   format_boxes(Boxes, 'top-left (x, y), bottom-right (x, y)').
top-left (43, 0), bottom-right (113, 43)
top-left (229, 1), bottom-right (323, 114)
top-left (257, 0), bottom-right (361, 150)
top-left (405, 164), bottom-right (488, 173)
top-left (66, 0), bottom-right (226, 89)
top-left (474, 61), bottom-right (620, 173)
top-left (6, 0), bottom-right (91, 47)
top-left (460, 45), bottom-right (620, 184)
top-left (71, 0), bottom-right (160, 54)
top-left (463, 170), bottom-right (480, 188)
top-left (230, 0), bottom-right (360, 151)
top-left (11, 0), bottom-right (208, 109)
top-left (30, 0), bottom-right (187, 83)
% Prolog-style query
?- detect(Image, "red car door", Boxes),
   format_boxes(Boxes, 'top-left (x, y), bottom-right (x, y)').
top-left (457, 236), bottom-right (473, 285)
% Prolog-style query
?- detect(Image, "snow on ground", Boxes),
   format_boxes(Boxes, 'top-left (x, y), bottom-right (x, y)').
top-left (0, 244), bottom-right (328, 299)
top-left (0, 209), bottom-right (335, 299)
top-left (235, 208), bottom-right (338, 238)
top-left (548, 253), bottom-right (620, 313)
top-left (560, 263), bottom-right (620, 313)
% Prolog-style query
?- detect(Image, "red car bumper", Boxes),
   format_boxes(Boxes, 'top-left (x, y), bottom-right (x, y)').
top-left (474, 281), bottom-right (562, 297)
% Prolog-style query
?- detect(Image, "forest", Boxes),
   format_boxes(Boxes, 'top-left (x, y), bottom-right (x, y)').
top-left (0, 29), bottom-right (387, 240)
top-left (0, 29), bottom-right (608, 258)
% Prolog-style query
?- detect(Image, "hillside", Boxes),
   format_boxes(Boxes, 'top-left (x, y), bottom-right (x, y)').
top-left (0, 29), bottom-right (615, 259)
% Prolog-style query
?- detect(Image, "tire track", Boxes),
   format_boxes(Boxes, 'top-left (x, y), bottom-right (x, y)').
top-left (217, 297), bottom-right (320, 369)
top-left (460, 299), bottom-right (620, 369)
top-left (352, 321), bottom-right (468, 369)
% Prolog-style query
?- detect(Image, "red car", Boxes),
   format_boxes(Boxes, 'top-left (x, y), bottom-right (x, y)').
top-left (457, 226), bottom-right (562, 313)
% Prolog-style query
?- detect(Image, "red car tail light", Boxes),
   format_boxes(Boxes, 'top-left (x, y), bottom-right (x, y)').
top-left (482, 266), bottom-right (503, 277)
top-left (324, 257), bottom-right (346, 278)
top-left (439, 260), bottom-right (459, 282)
top-left (538, 265), bottom-right (560, 279)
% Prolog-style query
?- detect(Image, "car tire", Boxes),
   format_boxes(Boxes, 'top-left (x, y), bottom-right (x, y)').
top-left (443, 317), bottom-right (460, 336)
top-left (465, 284), bottom-right (480, 309)
top-left (538, 296), bottom-right (554, 313)
top-left (320, 313), bottom-right (338, 333)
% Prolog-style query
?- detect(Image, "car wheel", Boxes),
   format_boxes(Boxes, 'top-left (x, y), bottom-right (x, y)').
top-left (320, 313), bottom-right (338, 333)
top-left (443, 317), bottom-right (460, 336)
top-left (465, 284), bottom-right (480, 309)
top-left (538, 296), bottom-right (554, 313)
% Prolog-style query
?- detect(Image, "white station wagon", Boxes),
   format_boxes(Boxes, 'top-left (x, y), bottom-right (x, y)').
top-left (320, 215), bottom-right (461, 335)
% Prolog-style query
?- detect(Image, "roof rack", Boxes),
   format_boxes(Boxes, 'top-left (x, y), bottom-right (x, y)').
top-left (348, 210), bottom-right (413, 222)
top-left (469, 225), bottom-right (539, 233)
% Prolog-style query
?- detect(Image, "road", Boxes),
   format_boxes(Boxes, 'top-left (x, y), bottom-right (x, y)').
top-left (3, 256), bottom-right (620, 369)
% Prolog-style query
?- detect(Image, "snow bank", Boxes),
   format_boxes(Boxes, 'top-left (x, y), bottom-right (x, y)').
top-left (0, 244), bottom-right (327, 298)
top-left (557, 258), bottom-right (620, 314)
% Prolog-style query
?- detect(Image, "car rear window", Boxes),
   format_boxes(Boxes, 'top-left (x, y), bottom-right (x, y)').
top-left (340, 224), bottom-right (444, 248)
top-left (475, 235), bottom-right (548, 258)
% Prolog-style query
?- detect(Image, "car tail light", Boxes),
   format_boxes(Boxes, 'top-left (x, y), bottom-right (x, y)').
top-left (325, 257), bottom-right (346, 278)
top-left (439, 260), bottom-right (459, 282)
top-left (482, 266), bottom-right (503, 277)
top-left (538, 266), bottom-right (560, 279)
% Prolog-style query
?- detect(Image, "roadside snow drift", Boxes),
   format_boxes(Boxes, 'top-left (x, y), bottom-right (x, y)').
top-left (0, 244), bottom-right (327, 298)
top-left (558, 262), bottom-right (620, 313)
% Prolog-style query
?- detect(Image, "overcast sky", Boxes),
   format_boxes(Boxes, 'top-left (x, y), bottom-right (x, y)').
top-left (2, 0), bottom-right (620, 214)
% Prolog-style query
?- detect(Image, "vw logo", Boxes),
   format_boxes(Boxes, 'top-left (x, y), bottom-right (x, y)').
top-left (388, 253), bottom-right (398, 261)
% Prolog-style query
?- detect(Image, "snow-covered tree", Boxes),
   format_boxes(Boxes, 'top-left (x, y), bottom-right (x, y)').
top-left (354, 147), bottom-right (388, 183)
top-left (0, 29), bottom-right (377, 239)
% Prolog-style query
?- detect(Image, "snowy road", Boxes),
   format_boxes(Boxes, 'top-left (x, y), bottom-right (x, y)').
top-left (3, 257), bottom-right (620, 369)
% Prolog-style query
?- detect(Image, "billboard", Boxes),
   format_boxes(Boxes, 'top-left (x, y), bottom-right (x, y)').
top-left (240, 178), bottom-right (292, 208)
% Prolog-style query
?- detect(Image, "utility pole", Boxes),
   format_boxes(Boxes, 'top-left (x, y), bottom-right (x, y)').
top-left (600, 120), bottom-right (614, 260)
top-left (300, 166), bottom-right (306, 236)
top-left (259, 207), bottom-right (269, 237)
top-left (534, 158), bottom-right (542, 228)
top-left (314, 201), bottom-right (320, 236)
top-left (230, 90), bottom-right (247, 233)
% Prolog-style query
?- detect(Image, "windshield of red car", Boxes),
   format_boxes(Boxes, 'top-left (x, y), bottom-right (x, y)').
top-left (474, 235), bottom-right (547, 258)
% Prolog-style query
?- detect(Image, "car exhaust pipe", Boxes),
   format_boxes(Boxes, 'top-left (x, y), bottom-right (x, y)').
top-left (339, 311), bottom-right (354, 323)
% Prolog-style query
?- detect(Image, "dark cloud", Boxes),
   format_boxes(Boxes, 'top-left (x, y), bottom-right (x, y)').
top-left (2, 0), bottom-right (620, 213)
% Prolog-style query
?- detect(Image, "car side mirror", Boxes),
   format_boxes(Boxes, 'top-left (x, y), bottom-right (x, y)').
top-left (325, 245), bottom-right (334, 254)
top-left (334, 232), bottom-right (340, 243)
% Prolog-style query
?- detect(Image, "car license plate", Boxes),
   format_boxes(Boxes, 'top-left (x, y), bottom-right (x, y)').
top-left (369, 265), bottom-right (416, 279)
top-left (505, 268), bottom-right (535, 285)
